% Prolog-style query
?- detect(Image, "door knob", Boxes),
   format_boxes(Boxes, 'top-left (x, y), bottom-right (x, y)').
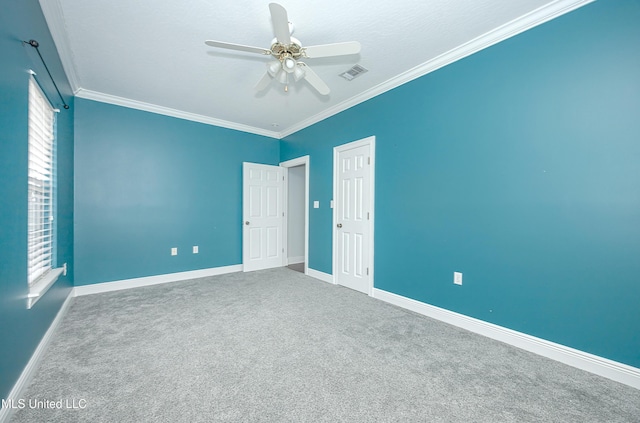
top-left (337, 223), bottom-right (342, 228)
top-left (245, 221), bottom-right (250, 225)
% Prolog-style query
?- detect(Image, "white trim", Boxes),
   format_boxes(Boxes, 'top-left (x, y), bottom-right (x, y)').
top-left (287, 256), bottom-right (305, 265)
top-left (372, 288), bottom-right (640, 390)
top-left (27, 267), bottom-right (64, 309)
top-left (280, 155), bottom-right (310, 275)
top-left (281, 169), bottom-right (289, 268)
top-left (332, 136), bottom-right (376, 296)
top-left (278, 0), bottom-right (594, 138)
top-left (37, 0), bottom-right (80, 93)
top-left (39, 0), bottom-right (591, 140)
top-left (75, 89), bottom-right (280, 139)
top-left (307, 268), bottom-right (334, 284)
top-left (279, 157), bottom-right (310, 167)
top-left (0, 291), bottom-right (74, 423)
top-left (72, 265), bottom-right (243, 297)
top-left (368, 140), bottom-right (376, 296)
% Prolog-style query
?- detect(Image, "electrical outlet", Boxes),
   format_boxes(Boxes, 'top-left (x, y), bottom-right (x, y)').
top-left (454, 272), bottom-right (462, 285)
top-left (313, 201), bottom-right (319, 209)
top-left (193, 246), bottom-right (198, 254)
top-left (171, 247), bottom-right (178, 256)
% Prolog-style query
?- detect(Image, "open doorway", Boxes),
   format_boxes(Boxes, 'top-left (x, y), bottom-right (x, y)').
top-left (280, 156), bottom-right (309, 275)
top-left (287, 164), bottom-right (305, 272)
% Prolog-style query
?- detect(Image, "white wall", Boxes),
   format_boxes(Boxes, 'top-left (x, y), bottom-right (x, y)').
top-left (287, 165), bottom-right (305, 263)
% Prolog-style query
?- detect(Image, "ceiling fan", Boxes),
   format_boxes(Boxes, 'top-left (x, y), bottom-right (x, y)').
top-left (204, 3), bottom-right (361, 96)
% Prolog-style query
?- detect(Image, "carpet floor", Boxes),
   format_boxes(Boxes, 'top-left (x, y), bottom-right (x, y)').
top-left (10, 267), bottom-right (640, 422)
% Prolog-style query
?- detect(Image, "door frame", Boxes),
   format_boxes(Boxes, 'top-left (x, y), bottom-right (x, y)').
top-left (280, 155), bottom-right (310, 275)
top-left (332, 136), bottom-right (375, 296)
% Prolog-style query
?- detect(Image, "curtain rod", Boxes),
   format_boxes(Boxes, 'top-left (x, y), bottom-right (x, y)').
top-left (23, 39), bottom-right (70, 110)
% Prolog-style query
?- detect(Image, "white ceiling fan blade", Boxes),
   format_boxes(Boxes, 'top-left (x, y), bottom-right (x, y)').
top-left (205, 40), bottom-right (270, 55)
top-left (300, 63), bottom-right (329, 96)
top-left (269, 3), bottom-right (291, 46)
top-left (254, 72), bottom-right (272, 92)
top-left (303, 42), bottom-right (361, 58)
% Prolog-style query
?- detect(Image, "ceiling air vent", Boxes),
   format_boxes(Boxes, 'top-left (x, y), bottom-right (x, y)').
top-left (340, 64), bottom-right (368, 81)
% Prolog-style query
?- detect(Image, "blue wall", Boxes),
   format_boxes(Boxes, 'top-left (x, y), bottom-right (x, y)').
top-left (0, 0), bottom-right (74, 400)
top-left (281, 1), bottom-right (640, 367)
top-left (2, 0), bottom-right (638, 401)
top-left (74, 99), bottom-right (280, 285)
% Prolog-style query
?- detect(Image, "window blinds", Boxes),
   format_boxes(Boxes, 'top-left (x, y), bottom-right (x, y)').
top-left (27, 76), bottom-right (56, 286)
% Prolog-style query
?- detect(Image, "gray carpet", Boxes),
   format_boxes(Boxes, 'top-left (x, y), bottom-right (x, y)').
top-left (287, 262), bottom-right (304, 273)
top-left (10, 268), bottom-right (640, 422)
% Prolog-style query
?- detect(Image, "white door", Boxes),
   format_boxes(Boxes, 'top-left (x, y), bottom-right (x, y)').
top-left (334, 138), bottom-right (374, 294)
top-left (243, 162), bottom-right (284, 272)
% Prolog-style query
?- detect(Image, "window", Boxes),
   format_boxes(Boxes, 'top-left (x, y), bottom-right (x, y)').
top-left (27, 75), bottom-right (63, 308)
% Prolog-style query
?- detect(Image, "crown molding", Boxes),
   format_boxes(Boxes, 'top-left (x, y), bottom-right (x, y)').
top-left (75, 89), bottom-right (281, 139)
top-left (40, 0), bottom-right (592, 140)
top-left (279, 0), bottom-right (594, 138)
top-left (38, 0), bottom-right (80, 93)
top-left (38, 0), bottom-right (279, 138)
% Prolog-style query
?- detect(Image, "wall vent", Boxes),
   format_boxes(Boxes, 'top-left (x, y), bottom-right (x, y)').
top-left (340, 64), bottom-right (368, 81)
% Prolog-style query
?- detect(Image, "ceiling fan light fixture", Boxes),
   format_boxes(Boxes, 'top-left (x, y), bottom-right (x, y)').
top-left (267, 60), bottom-right (281, 77)
top-left (283, 57), bottom-right (297, 73)
top-left (285, 57), bottom-right (295, 69)
top-left (293, 65), bottom-right (305, 82)
top-left (277, 69), bottom-right (288, 84)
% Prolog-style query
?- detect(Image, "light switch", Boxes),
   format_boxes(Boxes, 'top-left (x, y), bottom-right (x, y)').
top-left (454, 272), bottom-right (462, 285)
top-left (171, 247), bottom-right (178, 256)
top-left (193, 246), bottom-right (199, 254)
top-left (330, 200), bottom-right (334, 208)
top-left (313, 201), bottom-right (319, 209)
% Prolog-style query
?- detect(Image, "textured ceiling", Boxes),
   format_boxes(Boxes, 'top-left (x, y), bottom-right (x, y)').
top-left (40, 0), bottom-right (591, 138)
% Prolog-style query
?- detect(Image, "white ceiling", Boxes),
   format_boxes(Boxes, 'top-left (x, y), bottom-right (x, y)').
top-left (40, 0), bottom-right (591, 138)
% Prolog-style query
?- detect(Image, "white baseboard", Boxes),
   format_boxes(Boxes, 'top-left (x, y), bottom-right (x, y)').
top-left (0, 291), bottom-right (74, 423)
top-left (73, 264), bottom-right (243, 297)
top-left (372, 288), bottom-right (640, 390)
top-left (287, 256), bottom-right (304, 265)
top-left (307, 268), bottom-right (334, 284)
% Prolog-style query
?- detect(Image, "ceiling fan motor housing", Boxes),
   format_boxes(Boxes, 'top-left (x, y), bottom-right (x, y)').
top-left (270, 37), bottom-right (303, 59)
